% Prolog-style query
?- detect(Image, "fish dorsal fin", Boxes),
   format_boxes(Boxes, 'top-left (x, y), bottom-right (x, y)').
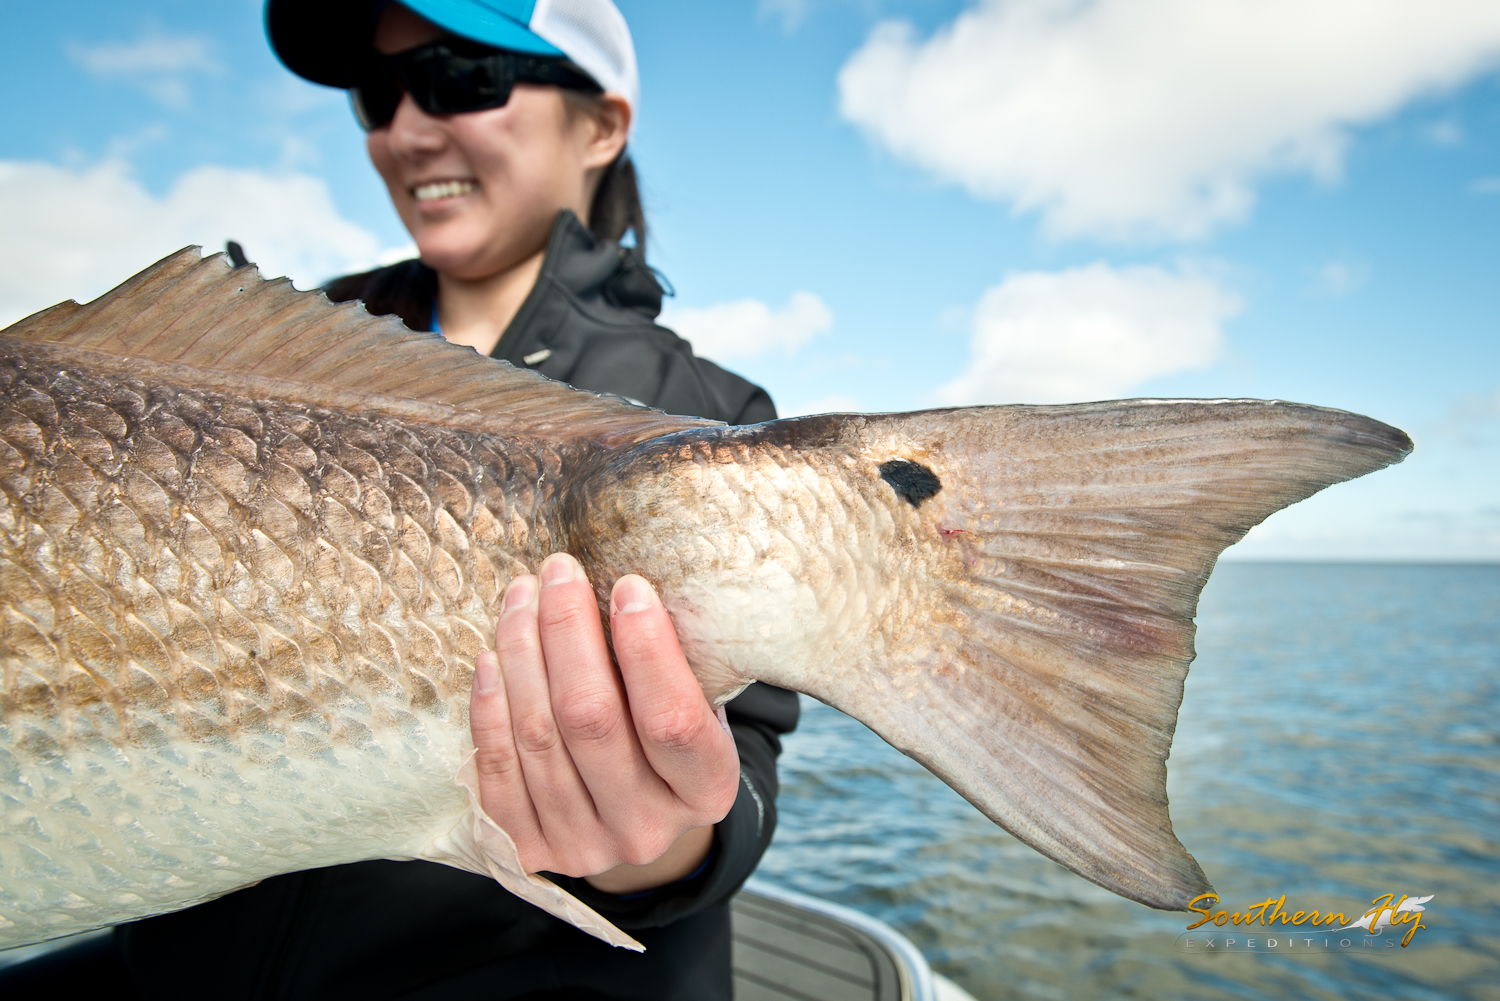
top-left (0, 248), bottom-right (717, 446)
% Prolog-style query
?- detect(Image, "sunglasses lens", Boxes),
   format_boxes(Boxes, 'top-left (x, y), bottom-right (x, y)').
top-left (406, 45), bottom-right (513, 116)
top-left (350, 44), bottom-right (534, 130)
top-left (349, 62), bottom-right (402, 131)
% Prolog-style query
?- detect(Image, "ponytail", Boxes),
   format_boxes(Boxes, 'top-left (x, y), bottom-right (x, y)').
top-left (588, 153), bottom-right (647, 251)
top-left (562, 89), bottom-right (648, 253)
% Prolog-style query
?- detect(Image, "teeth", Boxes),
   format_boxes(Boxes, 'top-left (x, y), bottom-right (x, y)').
top-left (413, 180), bottom-right (477, 201)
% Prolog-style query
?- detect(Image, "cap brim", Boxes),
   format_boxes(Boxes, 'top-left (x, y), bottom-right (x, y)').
top-left (266, 0), bottom-right (564, 89)
top-left (267, 0), bottom-right (378, 87)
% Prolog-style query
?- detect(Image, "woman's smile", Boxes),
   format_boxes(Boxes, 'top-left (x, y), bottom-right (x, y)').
top-left (412, 178), bottom-right (478, 203)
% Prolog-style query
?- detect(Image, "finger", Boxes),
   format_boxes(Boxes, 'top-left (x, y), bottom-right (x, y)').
top-left (610, 575), bottom-right (738, 820)
top-left (469, 579), bottom-right (546, 856)
top-left (491, 568), bottom-right (601, 858)
top-left (469, 645), bottom-right (539, 833)
top-left (532, 555), bottom-right (662, 812)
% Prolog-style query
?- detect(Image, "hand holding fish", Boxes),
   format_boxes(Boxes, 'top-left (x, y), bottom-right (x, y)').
top-left (469, 553), bottom-right (741, 895)
top-left (0, 251), bottom-right (1414, 948)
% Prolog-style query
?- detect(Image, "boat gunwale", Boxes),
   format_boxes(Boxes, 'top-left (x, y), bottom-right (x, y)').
top-left (739, 878), bottom-right (937, 1001)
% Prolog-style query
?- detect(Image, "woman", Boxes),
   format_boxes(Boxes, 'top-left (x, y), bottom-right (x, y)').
top-left (0, 2), bottom-right (796, 999)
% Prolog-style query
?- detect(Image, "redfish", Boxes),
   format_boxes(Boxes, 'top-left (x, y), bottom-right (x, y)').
top-left (0, 250), bottom-right (1411, 950)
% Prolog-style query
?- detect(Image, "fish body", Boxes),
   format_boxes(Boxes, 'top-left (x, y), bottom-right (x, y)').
top-left (0, 250), bottom-right (1411, 949)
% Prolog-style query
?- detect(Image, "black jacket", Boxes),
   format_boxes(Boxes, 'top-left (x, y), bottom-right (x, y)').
top-left (323, 211), bottom-right (776, 426)
top-left (106, 214), bottom-right (800, 1000)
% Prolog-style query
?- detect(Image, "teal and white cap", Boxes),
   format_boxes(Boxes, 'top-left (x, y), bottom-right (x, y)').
top-left (267, 0), bottom-right (639, 119)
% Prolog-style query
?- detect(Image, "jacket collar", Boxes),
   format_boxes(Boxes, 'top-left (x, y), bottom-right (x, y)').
top-left (535, 209), bottom-right (663, 317)
top-left (490, 209), bottom-right (668, 367)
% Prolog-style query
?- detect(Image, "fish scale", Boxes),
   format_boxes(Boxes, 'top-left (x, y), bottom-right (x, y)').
top-left (0, 362), bottom-right (573, 945)
top-left (0, 249), bottom-right (1411, 951)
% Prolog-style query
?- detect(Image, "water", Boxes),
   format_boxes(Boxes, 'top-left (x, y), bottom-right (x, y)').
top-left (758, 564), bottom-right (1500, 1001)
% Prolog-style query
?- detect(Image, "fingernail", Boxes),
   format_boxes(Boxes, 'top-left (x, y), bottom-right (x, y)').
top-left (474, 652), bottom-right (499, 694)
top-left (540, 553), bottom-right (578, 586)
top-left (503, 575), bottom-right (535, 612)
top-left (611, 574), bottom-right (658, 616)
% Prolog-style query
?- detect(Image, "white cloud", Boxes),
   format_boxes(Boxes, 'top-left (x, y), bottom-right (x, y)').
top-left (69, 32), bottom-right (219, 75)
top-left (376, 243), bottom-right (421, 268)
top-left (1426, 386), bottom-right (1500, 446)
top-left (1425, 119), bottom-right (1464, 146)
top-left (0, 160), bottom-right (393, 328)
top-left (1311, 259), bottom-right (1369, 296)
top-left (1227, 507), bottom-right (1500, 561)
top-left (759, 0), bottom-right (811, 31)
top-left (936, 262), bottom-right (1241, 405)
top-left (68, 31), bottom-right (222, 108)
top-left (1472, 176), bottom-right (1500, 194)
top-left (838, 0), bottom-right (1500, 241)
top-left (662, 291), bottom-right (834, 362)
top-left (779, 393), bottom-right (865, 418)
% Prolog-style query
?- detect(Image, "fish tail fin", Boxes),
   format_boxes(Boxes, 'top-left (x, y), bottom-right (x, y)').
top-left (772, 401), bottom-right (1411, 909)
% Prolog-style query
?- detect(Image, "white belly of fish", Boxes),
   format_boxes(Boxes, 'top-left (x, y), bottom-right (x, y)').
top-left (0, 249), bottom-right (1416, 948)
top-left (0, 703), bottom-right (470, 946)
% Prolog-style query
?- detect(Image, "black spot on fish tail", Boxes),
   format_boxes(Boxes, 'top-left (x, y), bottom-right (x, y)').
top-left (879, 459), bottom-right (942, 508)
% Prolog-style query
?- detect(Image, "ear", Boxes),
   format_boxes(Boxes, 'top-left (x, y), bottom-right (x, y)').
top-left (581, 93), bottom-right (631, 170)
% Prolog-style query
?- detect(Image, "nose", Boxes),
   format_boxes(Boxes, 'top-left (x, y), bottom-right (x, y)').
top-left (384, 92), bottom-right (448, 159)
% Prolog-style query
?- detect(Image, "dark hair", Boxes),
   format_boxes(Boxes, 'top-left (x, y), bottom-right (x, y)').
top-left (589, 153), bottom-right (646, 250)
top-left (562, 89), bottom-right (647, 252)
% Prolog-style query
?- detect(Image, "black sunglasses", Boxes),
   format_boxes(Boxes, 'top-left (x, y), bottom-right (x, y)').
top-left (350, 38), bottom-right (601, 132)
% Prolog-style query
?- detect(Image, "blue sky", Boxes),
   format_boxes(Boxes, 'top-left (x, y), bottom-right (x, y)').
top-left (2, 0), bottom-right (1498, 559)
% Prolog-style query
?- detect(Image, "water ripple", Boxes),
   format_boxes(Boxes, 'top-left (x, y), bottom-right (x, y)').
top-left (760, 564), bottom-right (1500, 1001)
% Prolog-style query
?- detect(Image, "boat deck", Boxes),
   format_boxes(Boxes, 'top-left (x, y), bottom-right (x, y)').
top-left (732, 886), bottom-right (907, 1001)
top-left (732, 879), bottom-right (978, 1001)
